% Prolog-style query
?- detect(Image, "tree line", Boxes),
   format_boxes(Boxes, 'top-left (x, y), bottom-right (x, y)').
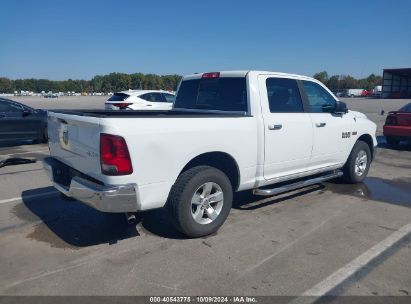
top-left (313, 71), bottom-right (382, 91)
top-left (0, 72), bottom-right (182, 93)
top-left (0, 71), bottom-right (382, 94)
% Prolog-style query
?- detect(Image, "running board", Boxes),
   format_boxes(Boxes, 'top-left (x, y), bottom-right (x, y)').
top-left (253, 170), bottom-right (343, 196)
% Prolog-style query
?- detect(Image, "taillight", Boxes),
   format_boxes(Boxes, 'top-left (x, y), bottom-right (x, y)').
top-left (385, 115), bottom-right (398, 125)
top-left (202, 72), bottom-right (220, 79)
top-left (112, 103), bottom-right (132, 109)
top-left (100, 134), bottom-right (133, 175)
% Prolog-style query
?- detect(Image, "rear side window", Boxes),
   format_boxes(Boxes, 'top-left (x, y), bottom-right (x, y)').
top-left (266, 78), bottom-right (304, 113)
top-left (140, 93), bottom-right (165, 102)
top-left (174, 77), bottom-right (248, 112)
top-left (302, 81), bottom-right (336, 113)
top-left (108, 93), bottom-right (129, 101)
top-left (163, 93), bottom-right (175, 103)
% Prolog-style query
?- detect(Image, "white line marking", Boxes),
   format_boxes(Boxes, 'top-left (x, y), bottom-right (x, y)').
top-left (0, 191), bottom-right (57, 205)
top-left (0, 149), bottom-right (49, 157)
top-left (299, 221), bottom-right (411, 298)
top-left (237, 207), bottom-right (348, 279)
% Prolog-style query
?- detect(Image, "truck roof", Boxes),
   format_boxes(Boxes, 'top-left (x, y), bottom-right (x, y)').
top-left (117, 89), bottom-right (173, 95)
top-left (183, 70), bottom-right (315, 81)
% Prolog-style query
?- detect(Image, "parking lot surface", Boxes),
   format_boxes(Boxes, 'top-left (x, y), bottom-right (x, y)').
top-left (0, 97), bottom-right (410, 296)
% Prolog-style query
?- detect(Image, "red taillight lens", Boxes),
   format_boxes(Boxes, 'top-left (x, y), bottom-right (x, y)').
top-left (100, 134), bottom-right (133, 175)
top-left (385, 115), bottom-right (398, 125)
top-left (112, 103), bottom-right (132, 109)
top-left (202, 72), bottom-right (220, 79)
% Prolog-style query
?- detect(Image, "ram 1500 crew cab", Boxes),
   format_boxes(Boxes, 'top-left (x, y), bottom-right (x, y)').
top-left (43, 71), bottom-right (377, 237)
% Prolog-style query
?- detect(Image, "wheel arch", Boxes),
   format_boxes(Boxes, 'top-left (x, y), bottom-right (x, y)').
top-left (178, 151), bottom-right (241, 191)
top-left (357, 134), bottom-right (375, 160)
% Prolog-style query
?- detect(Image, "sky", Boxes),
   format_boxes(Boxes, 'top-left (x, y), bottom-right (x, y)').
top-left (0, 0), bottom-right (410, 80)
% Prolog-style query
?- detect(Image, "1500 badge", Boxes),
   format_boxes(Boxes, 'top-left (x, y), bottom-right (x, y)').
top-left (342, 132), bottom-right (351, 138)
top-left (87, 151), bottom-right (99, 158)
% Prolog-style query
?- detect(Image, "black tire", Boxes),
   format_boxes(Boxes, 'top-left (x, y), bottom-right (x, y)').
top-left (386, 136), bottom-right (400, 146)
top-left (167, 165), bottom-right (233, 238)
top-left (342, 141), bottom-right (371, 184)
top-left (60, 193), bottom-right (76, 201)
top-left (42, 126), bottom-right (48, 143)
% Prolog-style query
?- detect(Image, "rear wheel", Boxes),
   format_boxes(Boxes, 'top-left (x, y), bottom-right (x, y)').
top-left (342, 141), bottom-right (371, 183)
top-left (167, 166), bottom-right (233, 238)
top-left (60, 193), bottom-right (76, 201)
top-left (386, 136), bottom-right (400, 146)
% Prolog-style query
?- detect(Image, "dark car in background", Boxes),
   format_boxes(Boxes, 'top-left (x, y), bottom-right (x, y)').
top-left (383, 102), bottom-right (411, 146)
top-left (0, 98), bottom-right (48, 144)
top-left (332, 89), bottom-right (347, 97)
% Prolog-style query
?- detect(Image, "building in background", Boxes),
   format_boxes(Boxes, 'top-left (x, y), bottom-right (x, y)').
top-left (382, 68), bottom-right (411, 98)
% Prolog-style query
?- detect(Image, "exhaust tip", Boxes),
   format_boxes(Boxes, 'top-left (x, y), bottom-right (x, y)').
top-left (125, 213), bottom-right (136, 225)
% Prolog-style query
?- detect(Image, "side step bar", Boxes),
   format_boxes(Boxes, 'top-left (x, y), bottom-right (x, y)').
top-left (253, 170), bottom-right (343, 196)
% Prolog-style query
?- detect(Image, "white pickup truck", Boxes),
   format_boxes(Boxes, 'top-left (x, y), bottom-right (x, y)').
top-left (43, 71), bottom-right (377, 237)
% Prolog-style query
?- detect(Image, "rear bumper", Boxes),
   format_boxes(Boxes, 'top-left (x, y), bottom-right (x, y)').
top-left (383, 125), bottom-right (411, 138)
top-left (43, 157), bottom-right (139, 213)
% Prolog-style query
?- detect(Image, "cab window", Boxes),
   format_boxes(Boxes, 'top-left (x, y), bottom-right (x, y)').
top-left (266, 78), bottom-right (304, 113)
top-left (302, 81), bottom-right (336, 113)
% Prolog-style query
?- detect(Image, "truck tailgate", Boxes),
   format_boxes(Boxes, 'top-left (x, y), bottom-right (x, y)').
top-left (47, 112), bottom-right (102, 181)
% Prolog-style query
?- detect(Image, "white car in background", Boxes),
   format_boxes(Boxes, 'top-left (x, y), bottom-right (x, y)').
top-left (105, 90), bottom-right (175, 110)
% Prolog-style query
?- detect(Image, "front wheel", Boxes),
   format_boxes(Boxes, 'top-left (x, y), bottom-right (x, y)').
top-left (167, 166), bottom-right (233, 238)
top-left (342, 141), bottom-right (371, 183)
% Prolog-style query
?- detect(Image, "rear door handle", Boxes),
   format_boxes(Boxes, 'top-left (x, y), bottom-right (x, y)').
top-left (268, 124), bottom-right (282, 130)
top-left (316, 122), bottom-right (326, 127)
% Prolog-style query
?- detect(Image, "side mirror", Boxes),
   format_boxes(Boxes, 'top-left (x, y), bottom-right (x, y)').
top-left (334, 101), bottom-right (348, 114)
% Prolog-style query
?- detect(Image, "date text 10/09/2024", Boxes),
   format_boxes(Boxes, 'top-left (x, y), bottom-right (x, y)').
top-left (149, 297), bottom-right (258, 303)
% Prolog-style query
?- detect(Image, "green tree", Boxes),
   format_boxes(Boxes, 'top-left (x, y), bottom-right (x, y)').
top-left (0, 77), bottom-right (14, 93)
top-left (313, 71), bottom-right (329, 84)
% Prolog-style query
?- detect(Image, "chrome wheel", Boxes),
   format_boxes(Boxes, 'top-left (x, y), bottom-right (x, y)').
top-left (354, 150), bottom-right (368, 176)
top-left (191, 182), bottom-right (224, 225)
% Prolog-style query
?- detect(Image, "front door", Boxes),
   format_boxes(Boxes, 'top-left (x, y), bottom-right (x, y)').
top-left (300, 80), bottom-right (353, 169)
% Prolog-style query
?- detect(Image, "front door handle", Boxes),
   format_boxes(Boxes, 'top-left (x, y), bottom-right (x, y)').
top-left (268, 124), bottom-right (282, 130)
top-left (316, 122), bottom-right (326, 127)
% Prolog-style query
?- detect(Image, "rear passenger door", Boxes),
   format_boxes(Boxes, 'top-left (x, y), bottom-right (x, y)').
top-left (140, 93), bottom-right (172, 110)
top-left (301, 80), bottom-right (353, 169)
top-left (259, 76), bottom-right (313, 180)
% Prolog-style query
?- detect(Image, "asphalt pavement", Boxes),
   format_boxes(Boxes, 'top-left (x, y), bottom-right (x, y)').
top-left (0, 97), bottom-right (410, 297)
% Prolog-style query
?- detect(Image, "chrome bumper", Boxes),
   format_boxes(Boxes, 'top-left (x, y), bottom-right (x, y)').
top-left (43, 157), bottom-right (139, 213)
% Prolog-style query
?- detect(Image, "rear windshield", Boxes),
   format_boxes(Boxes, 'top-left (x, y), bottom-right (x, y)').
top-left (174, 77), bottom-right (248, 112)
top-left (108, 93), bottom-right (130, 101)
top-left (399, 103), bottom-right (411, 113)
